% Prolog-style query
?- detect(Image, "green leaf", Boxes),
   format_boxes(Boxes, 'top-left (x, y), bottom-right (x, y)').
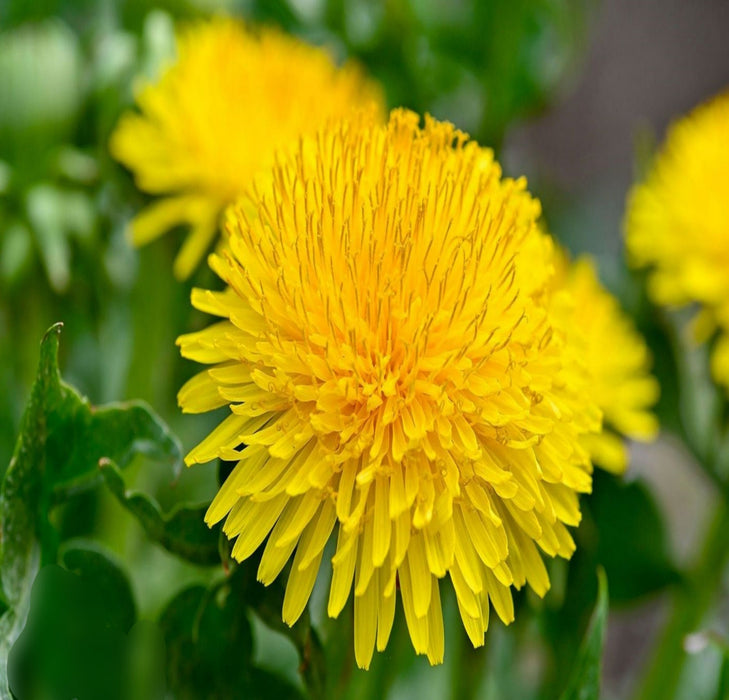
top-left (0, 323), bottom-right (181, 699)
top-left (1, 325), bottom-right (59, 600)
top-left (100, 459), bottom-right (220, 566)
top-left (61, 544), bottom-right (136, 631)
top-left (560, 568), bottom-right (609, 700)
top-left (717, 654), bottom-right (729, 700)
top-left (45, 393), bottom-right (182, 492)
top-left (0, 221), bottom-right (33, 286)
top-left (158, 579), bottom-right (254, 700)
top-left (26, 185), bottom-right (96, 292)
top-left (158, 562), bottom-right (310, 700)
top-left (226, 558), bottom-right (325, 698)
top-left (7, 544), bottom-right (135, 700)
top-left (589, 471), bottom-right (680, 603)
top-left (0, 325), bottom-right (61, 700)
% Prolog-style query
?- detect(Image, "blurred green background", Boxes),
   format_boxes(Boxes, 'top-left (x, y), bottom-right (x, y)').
top-left (2, 1), bottom-right (729, 699)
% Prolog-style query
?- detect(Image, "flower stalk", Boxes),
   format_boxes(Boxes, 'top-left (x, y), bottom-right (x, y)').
top-left (636, 496), bottom-right (729, 700)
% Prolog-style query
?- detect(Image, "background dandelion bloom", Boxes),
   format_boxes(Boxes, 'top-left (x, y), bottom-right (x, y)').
top-left (625, 92), bottom-right (729, 388)
top-left (553, 255), bottom-right (659, 472)
top-left (110, 18), bottom-right (382, 279)
top-left (178, 110), bottom-right (602, 668)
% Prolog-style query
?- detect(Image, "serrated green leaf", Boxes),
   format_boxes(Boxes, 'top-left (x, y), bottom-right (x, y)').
top-left (0, 324), bottom-right (181, 699)
top-left (560, 569), bottom-right (609, 700)
top-left (100, 459), bottom-right (220, 566)
top-left (1, 325), bottom-right (60, 601)
top-left (7, 544), bottom-right (135, 700)
top-left (0, 325), bottom-right (61, 700)
top-left (46, 397), bottom-right (181, 489)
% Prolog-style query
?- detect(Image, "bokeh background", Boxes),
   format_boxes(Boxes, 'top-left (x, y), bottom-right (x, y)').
top-left (2, 1), bottom-right (729, 698)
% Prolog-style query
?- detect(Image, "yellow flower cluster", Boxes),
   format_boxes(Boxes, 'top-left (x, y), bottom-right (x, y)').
top-left (112, 15), bottom-right (660, 670)
top-left (177, 109), bottom-right (655, 668)
top-left (626, 92), bottom-right (729, 389)
top-left (111, 18), bottom-right (382, 278)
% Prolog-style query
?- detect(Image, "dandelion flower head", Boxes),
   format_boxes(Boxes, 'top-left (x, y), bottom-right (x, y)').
top-left (178, 110), bottom-right (601, 668)
top-left (110, 17), bottom-right (383, 278)
top-left (626, 92), bottom-right (729, 389)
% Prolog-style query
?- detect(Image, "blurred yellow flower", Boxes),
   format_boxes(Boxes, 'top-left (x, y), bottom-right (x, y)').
top-left (553, 254), bottom-right (659, 472)
top-left (625, 91), bottom-right (729, 389)
top-left (177, 110), bottom-right (600, 668)
top-left (110, 17), bottom-right (383, 279)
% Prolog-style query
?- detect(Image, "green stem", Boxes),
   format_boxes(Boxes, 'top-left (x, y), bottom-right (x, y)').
top-left (661, 307), bottom-right (729, 496)
top-left (635, 499), bottom-right (729, 700)
top-left (453, 639), bottom-right (486, 700)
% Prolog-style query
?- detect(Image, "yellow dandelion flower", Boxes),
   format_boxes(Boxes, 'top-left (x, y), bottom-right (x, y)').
top-left (552, 253), bottom-right (659, 473)
top-left (110, 18), bottom-right (383, 279)
top-left (625, 91), bottom-right (729, 388)
top-left (177, 109), bottom-right (601, 668)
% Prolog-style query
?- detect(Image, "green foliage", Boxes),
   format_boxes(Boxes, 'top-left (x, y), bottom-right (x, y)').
top-left (237, 561), bottom-right (326, 698)
top-left (559, 569), bottom-right (609, 700)
top-left (100, 459), bottom-right (221, 566)
top-left (675, 630), bottom-right (729, 700)
top-left (0, 22), bottom-right (82, 167)
top-left (161, 584), bottom-right (255, 698)
top-left (588, 472), bottom-right (679, 603)
top-left (541, 472), bottom-right (678, 699)
top-left (158, 561), bottom-right (312, 699)
top-left (0, 329), bottom-right (56, 699)
top-left (127, 620), bottom-right (168, 700)
top-left (0, 324), bottom-right (327, 699)
top-left (717, 655), bottom-right (729, 700)
top-left (8, 545), bottom-right (135, 700)
top-left (243, 0), bottom-right (592, 146)
top-left (0, 324), bottom-right (180, 699)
